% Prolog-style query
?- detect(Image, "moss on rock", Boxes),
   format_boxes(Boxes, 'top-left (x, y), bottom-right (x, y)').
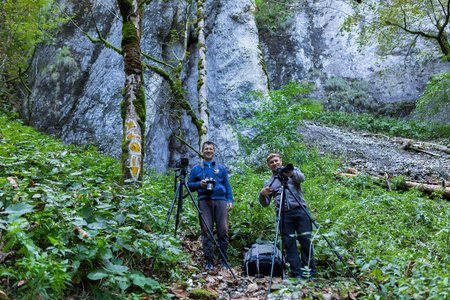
top-left (189, 288), bottom-right (217, 299)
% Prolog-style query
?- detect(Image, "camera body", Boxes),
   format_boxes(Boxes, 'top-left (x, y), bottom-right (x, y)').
top-left (176, 158), bottom-right (189, 171)
top-left (204, 177), bottom-right (216, 195)
top-left (277, 163), bottom-right (294, 175)
top-left (276, 163), bottom-right (294, 182)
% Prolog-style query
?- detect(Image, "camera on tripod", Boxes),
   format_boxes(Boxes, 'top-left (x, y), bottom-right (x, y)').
top-left (276, 163), bottom-right (294, 175)
top-left (275, 164), bottom-right (294, 182)
top-left (204, 177), bottom-right (216, 195)
top-left (176, 158), bottom-right (189, 171)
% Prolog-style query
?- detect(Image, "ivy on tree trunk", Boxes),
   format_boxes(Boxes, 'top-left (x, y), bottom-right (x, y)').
top-left (197, 0), bottom-right (209, 151)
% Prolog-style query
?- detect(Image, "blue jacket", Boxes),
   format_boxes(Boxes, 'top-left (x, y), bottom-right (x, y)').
top-left (188, 161), bottom-right (233, 203)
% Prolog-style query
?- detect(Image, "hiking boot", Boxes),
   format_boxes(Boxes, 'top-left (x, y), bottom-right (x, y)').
top-left (206, 259), bottom-right (214, 271)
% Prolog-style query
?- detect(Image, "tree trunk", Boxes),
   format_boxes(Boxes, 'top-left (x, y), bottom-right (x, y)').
top-left (405, 181), bottom-right (450, 199)
top-left (118, 0), bottom-right (145, 183)
top-left (437, 31), bottom-right (450, 63)
top-left (197, 0), bottom-right (208, 150)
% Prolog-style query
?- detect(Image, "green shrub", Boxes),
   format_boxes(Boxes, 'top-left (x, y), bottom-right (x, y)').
top-left (254, 0), bottom-right (297, 32)
top-left (324, 77), bottom-right (352, 91)
top-left (234, 80), bottom-right (322, 168)
top-left (416, 70), bottom-right (450, 119)
top-left (231, 81), bottom-right (450, 298)
top-left (0, 114), bottom-right (185, 299)
top-left (2, 73), bottom-right (450, 299)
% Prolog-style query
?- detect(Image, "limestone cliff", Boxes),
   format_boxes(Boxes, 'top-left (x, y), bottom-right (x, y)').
top-left (22, 0), bottom-right (449, 170)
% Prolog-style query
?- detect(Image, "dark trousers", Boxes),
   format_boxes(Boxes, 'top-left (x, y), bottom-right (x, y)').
top-left (198, 199), bottom-right (228, 261)
top-left (282, 207), bottom-right (316, 278)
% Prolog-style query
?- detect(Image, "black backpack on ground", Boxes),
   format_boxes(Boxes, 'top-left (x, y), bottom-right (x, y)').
top-left (244, 243), bottom-right (285, 277)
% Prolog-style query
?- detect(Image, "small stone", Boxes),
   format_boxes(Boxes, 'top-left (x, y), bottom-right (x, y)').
top-left (322, 294), bottom-right (332, 300)
top-left (247, 283), bottom-right (258, 292)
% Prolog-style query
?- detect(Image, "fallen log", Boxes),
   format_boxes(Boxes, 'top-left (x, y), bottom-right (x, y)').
top-left (398, 141), bottom-right (441, 157)
top-left (336, 170), bottom-right (450, 200)
top-left (393, 138), bottom-right (450, 155)
top-left (404, 181), bottom-right (450, 199)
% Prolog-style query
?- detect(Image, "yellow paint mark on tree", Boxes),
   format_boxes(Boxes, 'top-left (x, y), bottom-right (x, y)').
top-left (130, 142), bottom-right (140, 152)
top-left (131, 156), bottom-right (140, 178)
top-left (127, 133), bottom-right (141, 140)
top-left (125, 119), bottom-right (141, 180)
top-left (131, 166), bottom-right (140, 177)
top-left (125, 120), bottom-right (136, 130)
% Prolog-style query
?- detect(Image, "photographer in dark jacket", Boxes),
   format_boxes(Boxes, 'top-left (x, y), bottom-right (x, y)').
top-left (188, 141), bottom-right (233, 271)
top-left (259, 153), bottom-right (316, 280)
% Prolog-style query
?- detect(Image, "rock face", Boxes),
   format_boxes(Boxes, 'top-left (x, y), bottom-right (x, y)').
top-left (24, 0), bottom-right (268, 170)
top-left (261, 1), bottom-right (449, 103)
top-left (23, 0), bottom-right (449, 170)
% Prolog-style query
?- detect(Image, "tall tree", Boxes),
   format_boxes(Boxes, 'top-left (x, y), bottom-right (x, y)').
top-left (144, 0), bottom-right (206, 156)
top-left (343, 0), bottom-right (450, 63)
top-left (80, 0), bottom-right (207, 183)
top-left (117, 0), bottom-right (146, 183)
top-left (196, 0), bottom-right (209, 149)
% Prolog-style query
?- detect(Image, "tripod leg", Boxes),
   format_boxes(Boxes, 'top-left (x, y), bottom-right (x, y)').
top-left (284, 185), bottom-right (362, 287)
top-left (174, 182), bottom-right (183, 235)
top-left (268, 202), bottom-right (283, 294)
top-left (184, 182), bottom-right (237, 281)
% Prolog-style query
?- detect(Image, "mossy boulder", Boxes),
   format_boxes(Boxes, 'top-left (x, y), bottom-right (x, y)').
top-left (189, 288), bottom-right (218, 299)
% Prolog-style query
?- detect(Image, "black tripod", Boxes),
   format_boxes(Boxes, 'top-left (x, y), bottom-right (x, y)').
top-left (267, 170), bottom-right (362, 294)
top-left (151, 162), bottom-right (236, 280)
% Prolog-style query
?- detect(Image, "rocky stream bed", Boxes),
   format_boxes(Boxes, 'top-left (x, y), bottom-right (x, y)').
top-left (299, 122), bottom-right (450, 183)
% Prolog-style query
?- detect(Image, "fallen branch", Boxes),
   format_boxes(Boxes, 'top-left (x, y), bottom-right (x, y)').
top-left (393, 138), bottom-right (450, 155)
top-left (423, 142), bottom-right (450, 154)
top-left (399, 141), bottom-right (441, 157)
top-left (404, 181), bottom-right (450, 199)
top-left (75, 227), bottom-right (90, 239)
top-left (336, 169), bottom-right (450, 200)
top-left (362, 133), bottom-right (390, 139)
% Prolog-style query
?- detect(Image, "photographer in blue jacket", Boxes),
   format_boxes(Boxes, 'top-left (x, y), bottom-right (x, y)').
top-left (188, 141), bottom-right (234, 271)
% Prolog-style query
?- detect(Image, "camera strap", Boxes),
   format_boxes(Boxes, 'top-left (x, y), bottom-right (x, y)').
top-left (200, 161), bottom-right (219, 179)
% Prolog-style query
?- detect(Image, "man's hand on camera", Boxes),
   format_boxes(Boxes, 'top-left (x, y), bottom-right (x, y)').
top-left (283, 171), bottom-right (293, 178)
top-left (261, 186), bottom-right (272, 196)
top-left (200, 180), bottom-right (207, 188)
top-left (227, 202), bottom-right (233, 211)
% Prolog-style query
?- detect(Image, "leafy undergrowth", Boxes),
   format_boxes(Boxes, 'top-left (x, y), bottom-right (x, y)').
top-left (1, 114), bottom-right (450, 299)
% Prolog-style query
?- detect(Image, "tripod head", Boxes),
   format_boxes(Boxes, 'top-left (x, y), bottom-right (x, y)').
top-left (274, 173), bottom-right (289, 183)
